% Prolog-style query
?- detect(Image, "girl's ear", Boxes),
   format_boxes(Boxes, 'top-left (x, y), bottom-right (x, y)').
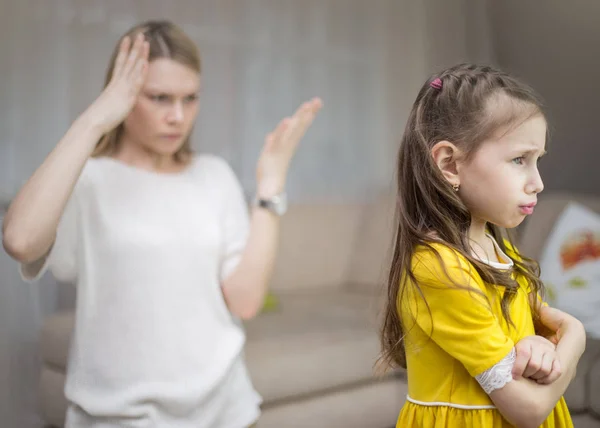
top-left (431, 140), bottom-right (461, 188)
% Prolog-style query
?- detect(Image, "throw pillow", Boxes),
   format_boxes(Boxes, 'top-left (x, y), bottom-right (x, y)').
top-left (538, 202), bottom-right (600, 338)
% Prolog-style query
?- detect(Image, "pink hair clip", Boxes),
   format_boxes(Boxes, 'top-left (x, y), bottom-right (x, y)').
top-left (430, 77), bottom-right (443, 90)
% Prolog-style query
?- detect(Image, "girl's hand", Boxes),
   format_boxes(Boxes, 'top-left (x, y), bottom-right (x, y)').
top-left (512, 335), bottom-right (562, 385)
top-left (537, 305), bottom-right (572, 345)
top-left (256, 98), bottom-right (322, 197)
top-left (84, 33), bottom-right (149, 134)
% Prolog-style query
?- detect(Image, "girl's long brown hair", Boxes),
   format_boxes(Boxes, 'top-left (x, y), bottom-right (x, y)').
top-left (92, 20), bottom-right (200, 163)
top-left (379, 63), bottom-right (548, 371)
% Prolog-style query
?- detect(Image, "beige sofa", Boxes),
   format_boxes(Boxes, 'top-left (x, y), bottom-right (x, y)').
top-left (37, 195), bottom-right (408, 428)
top-left (37, 192), bottom-right (600, 427)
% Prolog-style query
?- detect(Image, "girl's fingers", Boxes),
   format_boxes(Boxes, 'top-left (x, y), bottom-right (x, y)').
top-left (537, 358), bottom-right (562, 384)
top-left (522, 347), bottom-right (543, 378)
top-left (530, 352), bottom-right (554, 380)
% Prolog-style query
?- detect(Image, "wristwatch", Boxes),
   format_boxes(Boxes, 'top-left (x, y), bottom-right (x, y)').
top-left (255, 192), bottom-right (288, 216)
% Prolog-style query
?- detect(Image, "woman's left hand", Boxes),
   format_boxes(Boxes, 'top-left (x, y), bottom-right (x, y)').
top-left (256, 97), bottom-right (323, 197)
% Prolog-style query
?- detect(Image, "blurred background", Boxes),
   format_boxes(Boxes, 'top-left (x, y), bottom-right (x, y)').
top-left (1, 0), bottom-right (599, 427)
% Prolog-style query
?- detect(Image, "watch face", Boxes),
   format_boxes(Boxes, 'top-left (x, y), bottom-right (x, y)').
top-left (273, 193), bottom-right (288, 215)
top-left (257, 193), bottom-right (288, 215)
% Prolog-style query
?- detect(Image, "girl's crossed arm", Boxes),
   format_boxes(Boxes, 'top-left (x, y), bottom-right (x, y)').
top-left (489, 306), bottom-right (585, 428)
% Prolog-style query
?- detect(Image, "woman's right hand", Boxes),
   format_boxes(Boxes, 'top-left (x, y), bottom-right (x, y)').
top-left (2, 33), bottom-right (150, 264)
top-left (83, 33), bottom-right (149, 134)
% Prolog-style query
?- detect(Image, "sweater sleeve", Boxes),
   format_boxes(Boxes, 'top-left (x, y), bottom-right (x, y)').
top-left (213, 158), bottom-right (250, 282)
top-left (20, 185), bottom-right (80, 284)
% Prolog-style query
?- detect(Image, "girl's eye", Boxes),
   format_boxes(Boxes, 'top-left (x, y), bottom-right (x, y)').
top-left (512, 157), bottom-right (524, 165)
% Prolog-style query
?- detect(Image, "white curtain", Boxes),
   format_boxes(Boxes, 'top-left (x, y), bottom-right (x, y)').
top-left (0, 0), bottom-right (493, 426)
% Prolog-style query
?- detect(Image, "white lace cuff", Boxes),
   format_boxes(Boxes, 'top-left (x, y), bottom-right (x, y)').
top-left (475, 348), bottom-right (516, 394)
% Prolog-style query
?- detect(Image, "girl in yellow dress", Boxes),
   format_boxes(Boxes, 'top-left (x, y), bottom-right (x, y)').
top-left (379, 63), bottom-right (586, 427)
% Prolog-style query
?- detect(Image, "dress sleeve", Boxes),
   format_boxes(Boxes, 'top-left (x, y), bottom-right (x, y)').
top-left (402, 245), bottom-right (516, 380)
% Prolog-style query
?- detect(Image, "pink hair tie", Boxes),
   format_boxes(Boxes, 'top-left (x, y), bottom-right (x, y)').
top-left (430, 77), bottom-right (443, 90)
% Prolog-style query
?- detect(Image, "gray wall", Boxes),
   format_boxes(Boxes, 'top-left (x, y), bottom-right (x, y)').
top-left (490, 0), bottom-right (600, 195)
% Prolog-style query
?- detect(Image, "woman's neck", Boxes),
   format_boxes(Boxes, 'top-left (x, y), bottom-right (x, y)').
top-left (114, 138), bottom-right (182, 173)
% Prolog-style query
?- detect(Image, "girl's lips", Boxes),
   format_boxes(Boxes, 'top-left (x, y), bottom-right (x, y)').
top-left (519, 202), bottom-right (536, 215)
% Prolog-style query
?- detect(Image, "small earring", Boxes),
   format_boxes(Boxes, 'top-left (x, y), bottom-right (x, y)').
top-left (453, 183), bottom-right (460, 192)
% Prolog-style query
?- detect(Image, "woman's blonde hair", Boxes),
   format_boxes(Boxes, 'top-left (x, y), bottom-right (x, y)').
top-left (92, 20), bottom-right (201, 163)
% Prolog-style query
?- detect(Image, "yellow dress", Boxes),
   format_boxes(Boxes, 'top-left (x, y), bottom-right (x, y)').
top-left (396, 242), bottom-right (573, 428)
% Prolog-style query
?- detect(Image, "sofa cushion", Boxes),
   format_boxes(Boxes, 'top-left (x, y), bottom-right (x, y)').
top-left (346, 193), bottom-right (396, 292)
top-left (39, 366), bottom-right (68, 428)
top-left (244, 288), bottom-right (392, 404)
top-left (564, 338), bottom-right (600, 412)
top-left (270, 204), bottom-right (364, 291)
top-left (536, 202), bottom-right (600, 336)
top-left (589, 339), bottom-right (600, 418)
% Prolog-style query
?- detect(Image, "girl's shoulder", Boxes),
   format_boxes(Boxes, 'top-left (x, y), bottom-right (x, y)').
top-left (411, 242), bottom-right (485, 288)
top-left (413, 241), bottom-right (471, 270)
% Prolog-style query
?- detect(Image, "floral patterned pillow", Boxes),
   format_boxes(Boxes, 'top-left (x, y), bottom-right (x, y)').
top-left (539, 202), bottom-right (600, 338)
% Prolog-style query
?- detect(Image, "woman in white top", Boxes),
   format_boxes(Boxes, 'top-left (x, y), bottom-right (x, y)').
top-left (2, 20), bottom-right (322, 428)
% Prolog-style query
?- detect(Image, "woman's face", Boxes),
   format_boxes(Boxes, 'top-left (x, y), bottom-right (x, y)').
top-left (122, 58), bottom-right (200, 158)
